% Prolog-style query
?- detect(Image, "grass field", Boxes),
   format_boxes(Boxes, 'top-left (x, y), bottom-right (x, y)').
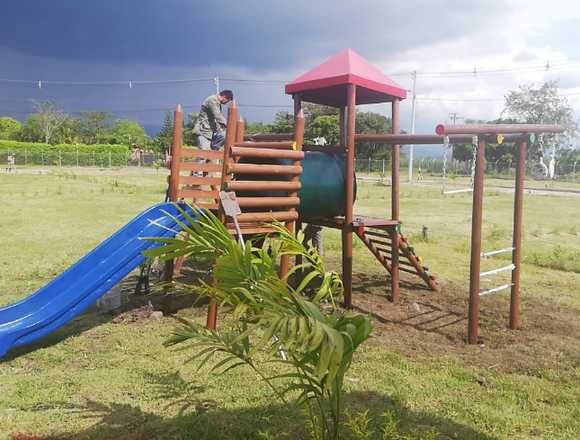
top-left (1, 168), bottom-right (579, 439)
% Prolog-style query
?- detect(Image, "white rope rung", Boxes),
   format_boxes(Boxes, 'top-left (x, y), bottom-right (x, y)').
top-left (480, 264), bottom-right (515, 278)
top-left (443, 188), bottom-right (474, 195)
top-left (481, 247), bottom-right (514, 258)
top-left (479, 283), bottom-right (512, 297)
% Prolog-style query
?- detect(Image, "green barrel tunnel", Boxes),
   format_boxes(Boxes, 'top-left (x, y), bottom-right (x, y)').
top-left (297, 151), bottom-right (355, 218)
top-left (236, 151), bottom-right (356, 218)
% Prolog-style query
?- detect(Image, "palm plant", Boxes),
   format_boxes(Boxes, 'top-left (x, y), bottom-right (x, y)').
top-left (144, 204), bottom-right (372, 440)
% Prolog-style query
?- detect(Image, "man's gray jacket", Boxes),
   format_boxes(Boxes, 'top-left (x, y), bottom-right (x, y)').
top-left (193, 94), bottom-right (227, 139)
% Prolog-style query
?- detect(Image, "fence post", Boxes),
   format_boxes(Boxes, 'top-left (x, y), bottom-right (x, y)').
top-left (382, 159), bottom-right (385, 175)
top-left (59, 151), bottom-right (62, 167)
top-left (109, 151), bottom-right (112, 168)
top-left (76, 147), bottom-right (79, 168)
top-left (24, 149), bottom-right (27, 166)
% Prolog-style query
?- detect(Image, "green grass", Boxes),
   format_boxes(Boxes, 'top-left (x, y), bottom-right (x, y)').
top-left (1, 168), bottom-right (579, 439)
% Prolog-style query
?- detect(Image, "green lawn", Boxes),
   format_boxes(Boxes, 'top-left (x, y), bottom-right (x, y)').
top-left (1, 168), bottom-right (579, 440)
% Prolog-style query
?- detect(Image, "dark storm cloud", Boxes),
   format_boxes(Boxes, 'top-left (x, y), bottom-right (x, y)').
top-left (1, 1), bottom-right (510, 72)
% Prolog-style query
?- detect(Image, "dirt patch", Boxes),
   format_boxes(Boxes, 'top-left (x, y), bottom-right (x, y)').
top-left (350, 272), bottom-right (580, 374)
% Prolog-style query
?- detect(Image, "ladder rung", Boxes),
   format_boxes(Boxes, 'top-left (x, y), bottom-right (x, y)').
top-left (181, 148), bottom-right (223, 160)
top-left (228, 163), bottom-right (302, 175)
top-left (237, 196), bottom-right (300, 208)
top-left (370, 239), bottom-right (392, 249)
top-left (178, 189), bottom-right (219, 199)
top-left (230, 147), bottom-right (304, 160)
top-left (244, 133), bottom-right (294, 142)
top-left (480, 264), bottom-right (515, 278)
top-left (234, 141), bottom-right (294, 149)
top-left (481, 247), bottom-right (515, 258)
top-left (179, 176), bottom-right (222, 186)
top-left (364, 230), bottom-right (393, 240)
top-left (180, 163), bottom-right (222, 172)
top-left (479, 283), bottom-right (512, 297)
top-left (226, 180), bottom-right (301, 191)
top-left (237, 210), bottom-right (298, 223)
top-left (443, 188), bottom-right (473, 195)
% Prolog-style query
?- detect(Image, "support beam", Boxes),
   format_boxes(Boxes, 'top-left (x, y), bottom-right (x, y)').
top-left (468, 138), bottom-right (487, 344)
top-left (390, 99), bottom-right (401, 303)
top-left (280, 95), bottom-right (304, 279)
top-left (163, 104), bottom-right (184, 286)
top-left (436, 123), bottom-right (563, 136)
top-left (339, 106), bottom-right (347, 147)
top-left (294, 95), bottom-right (304, 276)
top-left (355, 133), bottom-right (522, 145)
top-left (342, 84), bottom-right (356, 308)
top-left (510, 139), bottom-right (526, 330)
top-left (167, 104), bottom-right (183, 202)
top-left (207, 101), bottom-right (238, 331)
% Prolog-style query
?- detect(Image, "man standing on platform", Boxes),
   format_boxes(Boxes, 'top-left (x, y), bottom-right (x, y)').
top-left (193, 90), bottom-right (234, 151)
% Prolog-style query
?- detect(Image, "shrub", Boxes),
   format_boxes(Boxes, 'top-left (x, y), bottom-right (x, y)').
top-left (0, 139), bottom-right (129, 154)
top-left (145, 206), bottom-right (373, 440)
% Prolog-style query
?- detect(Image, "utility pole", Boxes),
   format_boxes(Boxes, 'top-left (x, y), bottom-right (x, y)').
top-left (214, 76), bottom-right (220, 94)
top-left (408, 70), bottom-right (417, 183)
top-left (449, 112), bottom-right (462, 124)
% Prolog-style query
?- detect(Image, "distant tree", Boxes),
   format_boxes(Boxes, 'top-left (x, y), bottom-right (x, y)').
top-left (270, 111), bottom-right (294, 133)
top-left (303, 103), bottom-right (338, 125)
top-left (451, 118), bottom-right (488, 162)
top-left (245, 121), bottom-right (272, 135)
top-left (0, 117), bottom-right (22, 140)
top-left (153, 112), bottom-right (174, 154)
top-left (33, 101), bottom-right (69, 144)
top-left (54, 117), bottom-right (82, 144)
top-left (307, 114), bottom-right (340, 145)
top-left (78, 112), bottom-right (113, 144)
top-left (183, 112), bottom-right (199, 146)
top-left (355, 111), bottom-right (392, 159)
top-left (502, 81), bottom-right (577, 160)
top-left (19, 114), bottom-right (44, 142)
top-left (108, 119), bottom-right (150, 146)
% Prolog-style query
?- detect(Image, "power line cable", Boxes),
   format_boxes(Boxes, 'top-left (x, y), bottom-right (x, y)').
top-left (3, 58), bottom-right (580, 87)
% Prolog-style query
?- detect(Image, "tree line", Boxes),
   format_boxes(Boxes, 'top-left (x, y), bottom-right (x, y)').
top-left (0, 101), bottom-right (153, 149)
top-left (2, 82), bottom-right (577, 168)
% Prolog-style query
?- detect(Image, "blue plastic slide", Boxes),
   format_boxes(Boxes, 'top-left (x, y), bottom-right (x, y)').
top-left (0, 202), bottom-right (190, 359)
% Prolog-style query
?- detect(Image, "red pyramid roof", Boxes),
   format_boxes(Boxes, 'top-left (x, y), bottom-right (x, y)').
top-left (285, 49), bottom-right (407, 107)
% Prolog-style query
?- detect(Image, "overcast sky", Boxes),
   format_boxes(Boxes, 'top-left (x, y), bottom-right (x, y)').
top-left (2, 0), bottom-right (580, 151)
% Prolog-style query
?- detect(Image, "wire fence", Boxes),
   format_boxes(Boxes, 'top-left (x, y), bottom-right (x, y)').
top-left (354, 157), bottom-right (580, 182)
top-left (0, 150), bottom-right (164, 169)
top-left (1, 149), bottom-right (578, 183)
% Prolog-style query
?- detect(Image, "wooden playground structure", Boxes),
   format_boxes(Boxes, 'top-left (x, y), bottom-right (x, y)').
top-left (165, 49), bottom-right (563, 344)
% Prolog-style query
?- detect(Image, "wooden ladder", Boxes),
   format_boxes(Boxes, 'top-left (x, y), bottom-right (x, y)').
top-left (354, 226), bottom-right (438, 291)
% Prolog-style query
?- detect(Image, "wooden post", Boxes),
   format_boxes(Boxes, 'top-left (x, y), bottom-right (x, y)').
top-left (167, 104), bottom-right (183, 202)
top-left (510, 139), bottom-right (526, 330)
top-left (468, 138), bottom-right (487, 344)
top-left (339, 106), bottom-right (346, 147)
top-left (235, 116), bottom-right (245, 144)
top-left (280, 96), bottom-right (304, 279)
top-left (207, 101), bottom-right (238, 331)
top-left (217, 101), bottom-right (239, 221)
top-left (343, 84), bottom-right (356, 308)
top-left (390, 99), bottom-right (401, 303)
top-left (293, 95), bottom-right (304, 274)
top-left (163, 104), bottom-right (184, 286)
